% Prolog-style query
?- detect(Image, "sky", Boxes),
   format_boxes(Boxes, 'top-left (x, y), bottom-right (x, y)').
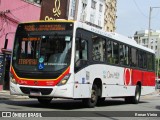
top-left (116, 0), bottom-right (160, 37)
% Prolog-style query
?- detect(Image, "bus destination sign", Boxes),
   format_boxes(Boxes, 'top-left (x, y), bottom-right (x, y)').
top-left (24, 24), bottom-right (66, 32)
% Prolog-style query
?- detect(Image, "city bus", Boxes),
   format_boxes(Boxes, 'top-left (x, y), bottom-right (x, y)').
top-left (10, 20), bottom-right (155, 107)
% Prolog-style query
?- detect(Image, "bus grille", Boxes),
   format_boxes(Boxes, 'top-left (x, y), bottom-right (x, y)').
top-left (20, 87), bottom-right (53, 95)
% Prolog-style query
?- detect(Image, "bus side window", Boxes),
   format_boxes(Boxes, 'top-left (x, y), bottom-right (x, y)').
top-left (107, 40), bottom-right (112, 63)
top-left (131, 48), bottom-right (138, 67)
top-left (107, 40), bottom-right (119, 64)
top-left (147, 54), bottom-right (154, 71)
top-left (92, 35), bottom-right (106, 62)
top-left (75, 38), bottom-right (88, 62)
top-left (119, 44), bottom-right (127, 65)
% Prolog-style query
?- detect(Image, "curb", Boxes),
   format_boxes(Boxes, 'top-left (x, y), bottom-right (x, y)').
top-left (0, 90), bottom-right (29, 100)
top-left (0, 95), bottom-right (29, 100)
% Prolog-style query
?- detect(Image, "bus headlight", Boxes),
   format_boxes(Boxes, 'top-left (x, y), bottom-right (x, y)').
top-left (57, 74), bottom-right (71, 86)
top-left (10, 74), bottom-right (17, 84)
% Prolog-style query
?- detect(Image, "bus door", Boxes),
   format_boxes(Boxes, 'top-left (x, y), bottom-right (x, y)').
top-left (74, 34), bottom-right (90, 98)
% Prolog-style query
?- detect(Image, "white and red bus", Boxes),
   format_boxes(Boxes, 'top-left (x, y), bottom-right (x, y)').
top-left (10, 20), bottom-right (155, 107)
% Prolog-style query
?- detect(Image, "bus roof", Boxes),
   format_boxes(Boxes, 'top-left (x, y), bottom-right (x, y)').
top-left (19, 20), bottom-right (154, 54)
top-left (75, 21), bottom-right (155, 54)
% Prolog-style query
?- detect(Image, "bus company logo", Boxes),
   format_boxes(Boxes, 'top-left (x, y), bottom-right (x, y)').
top-left (107, 71), bottom-right (120, 79)
top-left (2, 112), bottom-right (11, 117)
top-left (124, 68), bottom-right (132, 86)
top-left (34, 81), bottom-right (38, 85)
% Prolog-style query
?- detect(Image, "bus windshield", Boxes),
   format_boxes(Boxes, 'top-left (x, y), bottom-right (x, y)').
top-left (12, 22), bottom-right (73, 72)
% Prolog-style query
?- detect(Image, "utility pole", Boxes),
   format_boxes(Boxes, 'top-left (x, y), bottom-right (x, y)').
top-left (148, 7), bottom-right (160, 79)
top-left (148, 7), bottom-right (160, 49)
top-left (157, 50), bottom-right (159, 79)
top-left (148, 7), bottom-right (152, 49)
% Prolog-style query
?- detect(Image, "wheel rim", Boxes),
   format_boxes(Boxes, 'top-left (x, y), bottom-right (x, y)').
top-left (135, 89), bottom-right (140, 101)
top-left (91, 89), bottom-right (97, 103)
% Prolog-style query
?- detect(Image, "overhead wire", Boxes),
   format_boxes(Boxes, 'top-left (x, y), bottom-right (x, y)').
top-left (132, 0), bottom-right (148, 18)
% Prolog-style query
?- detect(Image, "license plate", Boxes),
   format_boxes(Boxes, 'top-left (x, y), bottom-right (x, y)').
top-left (30, 91), bottom-right (41, 96)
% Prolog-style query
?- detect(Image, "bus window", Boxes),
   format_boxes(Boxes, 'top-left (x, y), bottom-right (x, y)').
top-left (131, 48), bottom-right (138, 67)
top-left (92, 36), bottom-right (106, 62)
top-left (139, 50), bottom-right (147, 69)
top-left (119, 44), bottom-right (129, 66)
top-left (113, 42), bottom-right (119, 64)
top-left (143, 52), bottom-right (147, 69)
top-left (147, 54), bottom-right (154, 71)
top-left (75, 38), bottom-right (88, 62)
top-left (107, 40), bottom-right (119, 64)
top-left (19, 37), bottom-right (40, 59)
top-left (139, 51), bottom-right (143, 68)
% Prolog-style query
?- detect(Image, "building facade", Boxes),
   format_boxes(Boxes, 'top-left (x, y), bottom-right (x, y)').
top-left (68, 0), bottom-right (105, 29)
top-left (68, 0), bottom-right (117, 31)
top-left (134, 30), bottom-right (160, 58)
top-left (104, 0), bottom-right (117, 32)
top-left (0, 0), bottom-right (41, 90)
top-left (0, 0), bottom-right (41, 53)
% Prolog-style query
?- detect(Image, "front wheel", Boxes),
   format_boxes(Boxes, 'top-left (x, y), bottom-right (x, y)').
top-left (37, 97), bottom-right (53, 105)
top-left (125, 85), bottom-right (141, 104)
top-left (82, 84), bottom-right (98, 108)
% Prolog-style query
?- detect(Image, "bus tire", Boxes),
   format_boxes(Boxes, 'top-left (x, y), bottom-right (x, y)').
top-left (38, 97), bottom-right (52, 105)
top-left (82, 84), bottom-right (98, 108)
top-left (125, 85), bottom-right (141, 104)
top-left (97, 97), bottom-right (105, 105)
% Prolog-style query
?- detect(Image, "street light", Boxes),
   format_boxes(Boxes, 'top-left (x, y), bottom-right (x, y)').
top-left (148, 7), bottom-right (160, 48)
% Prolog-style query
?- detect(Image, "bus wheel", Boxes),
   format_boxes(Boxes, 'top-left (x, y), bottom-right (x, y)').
top-left (97, 97), bottom-right (105, 104)
top-left (82, 84), bottom-right (98, 108)
top-left (125, 85), bottom-right (141, 104)
top-left (38, 97), bottom-right (52, 104)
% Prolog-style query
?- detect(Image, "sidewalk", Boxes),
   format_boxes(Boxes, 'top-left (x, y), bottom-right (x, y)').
top-left (0, 90), bottom-right (29, 100)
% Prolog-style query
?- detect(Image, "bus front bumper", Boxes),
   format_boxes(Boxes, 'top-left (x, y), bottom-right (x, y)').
top-left (10, 81), bottom-right (74, 98)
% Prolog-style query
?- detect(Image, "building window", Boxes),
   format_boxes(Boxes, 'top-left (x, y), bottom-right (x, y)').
top-left (90, 14), bottom-right (94, 24)
top-left (70, 0), bottom-right (76, 17)
top-left (142, 39), bottom-right (145, 44)
top-left (80, 2), bottom-right (87, 21)
top-left (98, 20), bottom-right (101, 26)
top-left (99, 4), bottom-right (103, 12)
top-left (91, 0), bottom-right (96, 9)
top-left (156, 46), bottom-right (157, 50)
top-left (25, 0), bottom-right (42, 5)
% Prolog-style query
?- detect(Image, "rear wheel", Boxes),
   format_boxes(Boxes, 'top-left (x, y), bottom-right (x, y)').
top-left (125, 85), bottom-right (141, 104)
top-left (38, 97), bottom-right (52, 105)
top-left (82, 84), bottom-right (98, 108)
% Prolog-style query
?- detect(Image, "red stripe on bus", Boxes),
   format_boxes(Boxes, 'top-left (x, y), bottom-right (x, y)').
top-left (10, 66), bottom-right (70, 86)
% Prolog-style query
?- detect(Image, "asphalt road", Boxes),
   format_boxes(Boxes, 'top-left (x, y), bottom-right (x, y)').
top-left (0, 93), bottom-right (160, 119)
